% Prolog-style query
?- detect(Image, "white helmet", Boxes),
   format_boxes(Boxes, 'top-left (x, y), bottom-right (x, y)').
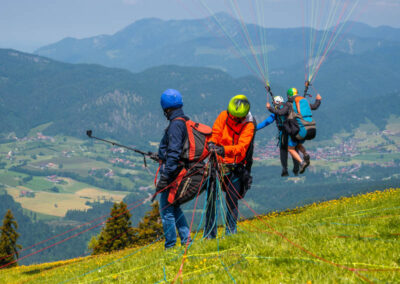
top-left (273, 96), bottom-right (284, 105)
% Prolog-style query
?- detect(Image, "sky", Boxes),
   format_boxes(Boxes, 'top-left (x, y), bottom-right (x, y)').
top-left (1, 0), bottom-right (399, 52)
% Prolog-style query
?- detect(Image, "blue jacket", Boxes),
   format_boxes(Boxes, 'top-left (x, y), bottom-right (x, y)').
top-left (256, 114), bottom-right (276, 131)
top-left (158, 108), bottom-right (188, 181)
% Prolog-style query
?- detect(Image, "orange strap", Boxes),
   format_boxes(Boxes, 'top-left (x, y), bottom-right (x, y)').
top-left (167, 168), bottom-right (188, 204)
top-left (295, 96), bottom-right (303, 116)
top-left (154, 162), bottom-right (162, 187)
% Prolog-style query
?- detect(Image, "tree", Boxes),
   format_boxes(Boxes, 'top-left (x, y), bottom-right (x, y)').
top-left (0, 210), bottom-right (22, 268)
top-left (89, 202), bottom-right (134, 255)
top-left (131, 202), bottom-right (163, 246)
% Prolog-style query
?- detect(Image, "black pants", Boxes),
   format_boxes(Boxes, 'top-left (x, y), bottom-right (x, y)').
top-left (280, 132), bottom-right (300, 173)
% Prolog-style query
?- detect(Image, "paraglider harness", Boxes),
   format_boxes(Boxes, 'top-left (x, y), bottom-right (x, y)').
top-left (267, 81), bottom-right (316, 142)
top-left (221, 114), bottom-right (257, 199)
top-left (153, 117), bottom-right (212, 206)
top-left (293, 80), bottom-right (317, 140)
top-left (265, 84), bottom-right (293, 148)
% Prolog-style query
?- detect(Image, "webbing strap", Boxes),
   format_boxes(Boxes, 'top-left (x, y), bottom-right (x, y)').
top-left (154, 162), bottom-right (161, 187)
top-left (167, 168), bottom-right (188, 204)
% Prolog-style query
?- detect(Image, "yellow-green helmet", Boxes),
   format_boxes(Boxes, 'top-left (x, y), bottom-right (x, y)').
top-left (227, 94), bottom-right (250, 118)
top-left (287, 88), bottom-right (298, 97)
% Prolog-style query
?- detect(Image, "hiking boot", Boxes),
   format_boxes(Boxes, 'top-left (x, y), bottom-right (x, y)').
top-left (304, 153), bottom-right (310, 165)
top-left (281, 169), bottom-right (289, 177)
top-left (299, 161), bottom-right (309, 174)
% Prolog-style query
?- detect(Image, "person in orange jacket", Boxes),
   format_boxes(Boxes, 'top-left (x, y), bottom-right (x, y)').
top-left (204, 94), bottom-right (255, 238)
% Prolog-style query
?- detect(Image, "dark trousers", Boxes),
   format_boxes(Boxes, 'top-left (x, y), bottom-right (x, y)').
top-left (280, 147), bottom-right (300, 172)
top-left (280, 132), bottom-right (300, 172)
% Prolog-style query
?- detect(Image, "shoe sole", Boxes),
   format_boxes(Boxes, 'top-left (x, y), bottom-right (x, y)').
top-left (299, 161), bottom-right (310, 174)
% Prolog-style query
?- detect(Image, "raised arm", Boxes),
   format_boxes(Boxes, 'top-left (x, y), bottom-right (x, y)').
top-left (267, 102), bottom-right (290, 116)
top-left (256, 114), bottom-right (276, 131)
top-left (310, 94), bottom-right (322, 110)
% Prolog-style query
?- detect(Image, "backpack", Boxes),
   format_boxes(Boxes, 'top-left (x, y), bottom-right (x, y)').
top-left (238, 116), bottom-right (256, 199)
top-left (165, 118), bottom-right (212, 205)
top-left (283, 103), bottom-right (300, 137)
top-left (292, 96), bottom-right (316, 141)
top-left (174, 117), bottom-right (212, 163)
top-left (275, 104), bottom-right (286, 131)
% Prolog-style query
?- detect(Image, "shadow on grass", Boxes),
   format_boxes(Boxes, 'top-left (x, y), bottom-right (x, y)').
top-left (22, 258), bottom-right (87, 275)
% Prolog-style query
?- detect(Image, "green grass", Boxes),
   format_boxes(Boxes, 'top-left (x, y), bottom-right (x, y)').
top-left (2, 188), bottom-right (399, 283)
top-left (21, 208), bottom-right (60, 222)
top-left (60, 179), bottom-right (101, 194)
top-left (0, 170), bottom-right (28, 187)
top-left (24, 177), bottom-right (55, 191)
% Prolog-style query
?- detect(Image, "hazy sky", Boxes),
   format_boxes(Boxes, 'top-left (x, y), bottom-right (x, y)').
top-left (1, 0), bottom-right (399, 52)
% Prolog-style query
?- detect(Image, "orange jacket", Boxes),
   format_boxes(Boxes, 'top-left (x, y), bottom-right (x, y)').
top-left (210, 110), bottom-right (255, 164)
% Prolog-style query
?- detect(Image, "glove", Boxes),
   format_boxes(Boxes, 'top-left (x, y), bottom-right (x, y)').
top-left (207, 142), bottom-right (216, 151)
top-left (208, 142), bottom-right (225, 157)
top-left (151, 175), bottom-right (170, 202)
top-left (215, 145), bottom-right (225, 157)
top-left (156, 176), bottom-right (170, 192)
top-left (149, 152), bottom-right (160, 162)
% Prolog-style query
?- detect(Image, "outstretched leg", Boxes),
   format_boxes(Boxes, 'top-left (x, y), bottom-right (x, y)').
top-left (288, 146), bottom-right (303, 163)
top-left (288, 137), bottom-right (309, 174)
top-left (296, 144), bottom-right (310, 165)
top-left (296, 144), bottom-right (307, 156)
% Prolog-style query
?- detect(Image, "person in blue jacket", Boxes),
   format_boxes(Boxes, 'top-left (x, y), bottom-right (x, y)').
top-left (257, 96), bottom-right (300, 176)
top-left (156, 89), bottom-right (190, 249)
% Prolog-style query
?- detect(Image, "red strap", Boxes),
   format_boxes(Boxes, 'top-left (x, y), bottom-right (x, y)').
top-left (168, 168), bottom-right (187, 204)
top-left (154, 162), bottom-right (161, 187)
top-left (187, 122), bottom-right (196, 160)
top-left (174, 117), bottom-right (187, 122)
top-left (174, 118), bottom-right (195, 160)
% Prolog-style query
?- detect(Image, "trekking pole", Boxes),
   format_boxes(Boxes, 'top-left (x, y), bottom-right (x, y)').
top-left (86, 130), bottom-right (158, 167)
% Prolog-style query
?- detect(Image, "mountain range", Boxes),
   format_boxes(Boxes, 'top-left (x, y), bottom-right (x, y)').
top-left (1, 47), bottom-right (400, 145)
top-left (35, 13), bottom-right (400, 78)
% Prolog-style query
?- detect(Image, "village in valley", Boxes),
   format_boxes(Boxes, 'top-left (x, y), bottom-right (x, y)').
top-left (255, 121), bottom-right (400, 181)
top-left (0, 118), bottom-right (399, 219)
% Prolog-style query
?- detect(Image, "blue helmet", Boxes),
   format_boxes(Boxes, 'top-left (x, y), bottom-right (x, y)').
top-left (160, 89), bottom-right (183, 110)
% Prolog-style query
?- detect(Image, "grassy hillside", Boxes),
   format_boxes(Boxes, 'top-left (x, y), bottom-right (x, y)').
top-left (2, 188), bottom-right (399, 283)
